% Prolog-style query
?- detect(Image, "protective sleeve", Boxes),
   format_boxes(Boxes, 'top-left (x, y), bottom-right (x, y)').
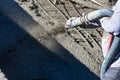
top-left (100, 0), bottom-right (120, 35)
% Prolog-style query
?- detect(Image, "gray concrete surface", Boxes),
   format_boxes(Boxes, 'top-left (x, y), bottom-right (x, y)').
top-left (0, 0), bottom-right (100, 80)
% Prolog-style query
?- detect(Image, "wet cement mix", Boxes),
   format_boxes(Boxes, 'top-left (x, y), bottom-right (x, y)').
top-left (0, 0), bottom-right (112, 80)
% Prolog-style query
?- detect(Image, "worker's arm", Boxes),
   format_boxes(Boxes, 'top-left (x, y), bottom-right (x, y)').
top-left (100, 0), bottom-right (120, 35)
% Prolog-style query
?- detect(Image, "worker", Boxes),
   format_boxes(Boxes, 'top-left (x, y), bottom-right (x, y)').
top-left (100, 0), bottom-right (120, 79)
top-left (65, 0), bottom-right (120, 80)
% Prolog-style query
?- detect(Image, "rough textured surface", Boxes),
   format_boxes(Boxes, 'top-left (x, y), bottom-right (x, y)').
top-left (0, 0), bottom-right (112, 80)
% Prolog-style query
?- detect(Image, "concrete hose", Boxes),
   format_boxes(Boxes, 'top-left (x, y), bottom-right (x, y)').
top-left (101, 35), bottom-right (120, 80)
top-left (66, 9), bottom-right (113, 28)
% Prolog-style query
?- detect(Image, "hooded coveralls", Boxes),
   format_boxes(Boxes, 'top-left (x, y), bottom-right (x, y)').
top-left (101, 0), bottom-right (120, 79)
